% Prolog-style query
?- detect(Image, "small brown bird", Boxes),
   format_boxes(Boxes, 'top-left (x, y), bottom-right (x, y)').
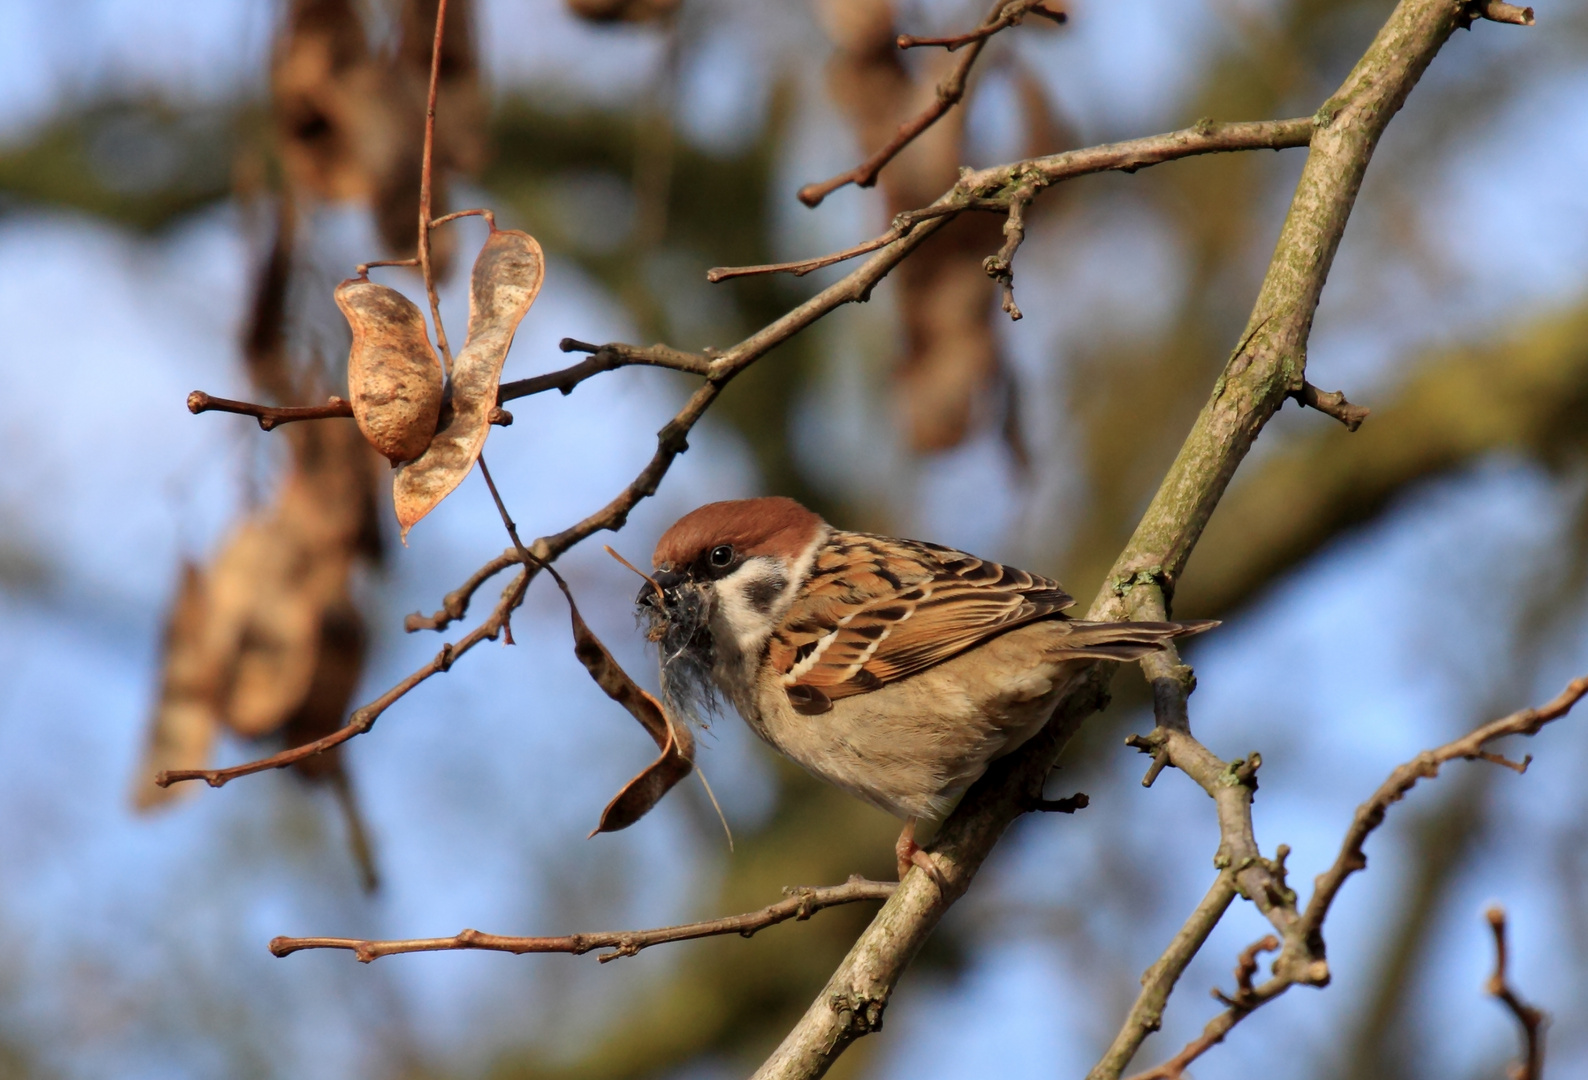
top-left (639, 497), bottom-right (1214, 883)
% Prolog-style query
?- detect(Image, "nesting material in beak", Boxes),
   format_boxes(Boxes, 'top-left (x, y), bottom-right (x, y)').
top-left (636, 574), bottom-right (719, 729)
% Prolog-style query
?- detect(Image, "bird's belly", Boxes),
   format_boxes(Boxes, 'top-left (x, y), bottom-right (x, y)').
top-left (747, 629), bottom-right (1087, 820)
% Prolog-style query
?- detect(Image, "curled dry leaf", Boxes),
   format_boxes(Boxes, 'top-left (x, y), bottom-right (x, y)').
top-left (336, 279), bottom-right (444, 463)
top-left (393, 228), bottom-right (545, 539)
top-left (540, 563), bottom-right (694, 834)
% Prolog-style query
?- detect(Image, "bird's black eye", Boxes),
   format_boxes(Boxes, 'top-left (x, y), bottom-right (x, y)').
top-left (708, 544), bottom-right (735, 569)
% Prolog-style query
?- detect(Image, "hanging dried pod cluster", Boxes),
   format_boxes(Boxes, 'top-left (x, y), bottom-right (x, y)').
top-left (334, 226), bottom-right (545, 538)
top-left (333, 221), bottom-right (690, 830)
top-left (152, 0), bottom-right (698, 848)
top-left (391, 228), bottom-right (544, 537)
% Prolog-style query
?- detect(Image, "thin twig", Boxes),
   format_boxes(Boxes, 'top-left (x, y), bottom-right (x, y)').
top-left (154, 568), bottom-right (531, 789)
top-left (1111, 674), bottom-right (1587, 1080)
top-left (896, 0), bottom-right (1065, 50)
top-left (982, 183), bottom-right (1036, 320)
top-left (1485, 906), bottom-right (1547, 1080)
top-left (187, 390), bottom-right (353, 429)
top-left (1466, 0), bottom-right (1535, 26)
top-left (1291, 381), bottom-right (1370, 431)
top-left (404, 547), bottom-right (518, 632)
top-left (497, 338), bottom-right (711, 401)
top-left (187, 389), bottom-right (510, 431)
top-left (717, 119), bottom-right (1312, 282)
top-left (270, 877), bottom-right (896, 962)
top-left (797, 0), bottom-right (1022, 208)
top-left (416, 0), bottom-right (453, 372)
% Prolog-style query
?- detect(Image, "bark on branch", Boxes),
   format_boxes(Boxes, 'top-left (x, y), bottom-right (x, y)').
top-left (753, 0), bottom-right (1479, 1075)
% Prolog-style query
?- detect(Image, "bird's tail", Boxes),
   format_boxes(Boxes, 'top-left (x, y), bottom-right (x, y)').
top-left (1044, 619), bottom-right (1219, 662)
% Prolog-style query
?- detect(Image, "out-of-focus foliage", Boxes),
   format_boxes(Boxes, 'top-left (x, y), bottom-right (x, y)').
top-left (0, 0), bottom-right (1585, 1077)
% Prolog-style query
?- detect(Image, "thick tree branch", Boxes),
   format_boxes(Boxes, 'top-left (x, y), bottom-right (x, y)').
top-left (271, 877), bottom-right (895, 963)
top-left (754, 1), bottom-right (1479, 1075)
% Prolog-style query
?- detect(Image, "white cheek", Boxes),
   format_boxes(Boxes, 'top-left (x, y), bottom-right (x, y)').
top-left (713, 559), bottom-right (789, 656)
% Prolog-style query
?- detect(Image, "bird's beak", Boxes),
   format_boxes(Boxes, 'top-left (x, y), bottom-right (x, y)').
top-left (637, 568), bottom-right (685, 608)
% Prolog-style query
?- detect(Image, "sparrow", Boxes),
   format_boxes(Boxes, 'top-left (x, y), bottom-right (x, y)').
top-left (637, 496), bottom-right (1214, 884)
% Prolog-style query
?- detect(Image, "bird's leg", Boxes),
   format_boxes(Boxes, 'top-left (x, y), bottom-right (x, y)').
top-left (895, 817), bottom-right (947, 892)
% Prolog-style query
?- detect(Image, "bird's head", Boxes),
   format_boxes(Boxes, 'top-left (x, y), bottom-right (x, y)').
top-left (639, 496), bottom-right (827, 721)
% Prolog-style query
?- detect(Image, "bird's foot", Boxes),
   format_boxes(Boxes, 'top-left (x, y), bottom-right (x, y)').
top-left (895, 819), bottom-right (948, 893)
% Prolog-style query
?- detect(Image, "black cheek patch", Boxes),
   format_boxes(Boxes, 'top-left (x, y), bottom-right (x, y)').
top-left (745, 573), bottom-right (787, 616)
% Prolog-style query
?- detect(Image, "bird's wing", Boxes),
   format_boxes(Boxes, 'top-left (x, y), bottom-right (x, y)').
top-left (767, 532), bottom-right (1074, 714)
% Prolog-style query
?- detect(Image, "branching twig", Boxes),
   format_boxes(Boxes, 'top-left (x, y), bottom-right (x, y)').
top-left (982, 184), bottom-right (1035, 320)
top-left (497, 338), bottom-right (710, 401)
top-left (896, 0), bottom-right (1065, 51)
top-left (797, 0), bottom-right (1042, 208)
top-left (721, 118), bottom-right (1313, 282)
top-left (270, 877), bottom-right (895, 963)
top-left (1110, 674), bottom-right (1586, 1080)
top-left (155, 568), bottom-right (530, 789)
top-left (1485, 906), bottom-right (1547, 1080)
top-left (1299, 675), bottom-right (1588, 951)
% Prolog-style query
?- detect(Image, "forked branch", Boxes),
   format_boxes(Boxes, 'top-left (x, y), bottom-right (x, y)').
top-left (797, 0), bottom-right (1059, 207)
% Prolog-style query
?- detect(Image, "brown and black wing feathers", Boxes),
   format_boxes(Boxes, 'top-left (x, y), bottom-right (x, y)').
top-left (768, 533), bottom-right (1076, 710)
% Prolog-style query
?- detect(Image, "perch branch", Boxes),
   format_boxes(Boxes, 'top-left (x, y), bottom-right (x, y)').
top-left (270, 877), bottom-right (896, 962)
top-left (756, 1), bottom-right (1485, 1075)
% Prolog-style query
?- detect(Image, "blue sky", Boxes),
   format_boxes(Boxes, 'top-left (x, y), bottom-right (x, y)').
top-left (0, 1), bottom-right (1585, 1078)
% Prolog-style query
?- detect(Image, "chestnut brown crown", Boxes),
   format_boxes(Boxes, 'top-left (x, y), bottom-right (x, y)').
top-left (652, 497), bottom-right (826, 572)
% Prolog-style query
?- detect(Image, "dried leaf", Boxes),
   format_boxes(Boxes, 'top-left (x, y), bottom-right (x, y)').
top-left (541, 564), bottom-right (694, 834)
top-left (133, 564), bottom-right (220, 810)
top-left (336, 278), bottom-right (444, 463)
top-left (392, 228), bottom-right (545, 539)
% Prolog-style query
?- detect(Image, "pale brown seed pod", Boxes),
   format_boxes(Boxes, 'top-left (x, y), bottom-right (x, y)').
top-left (393, 228), bottom-right (545, 540)
top-left (335, 278), bottom-right (444, 464)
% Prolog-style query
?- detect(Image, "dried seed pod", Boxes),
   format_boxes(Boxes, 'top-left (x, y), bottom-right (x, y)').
top-left (537, 561), bottom-right (694, 834)
top-left (393, 228), bottom-right (545, 539)
top-left (335, 279), bottom-right (445, 464)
